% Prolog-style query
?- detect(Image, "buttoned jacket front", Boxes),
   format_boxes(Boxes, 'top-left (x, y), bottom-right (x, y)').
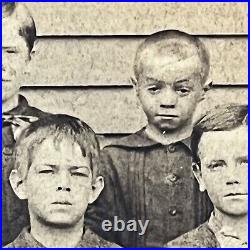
top-left (86, 128), bottom-right (213, 247)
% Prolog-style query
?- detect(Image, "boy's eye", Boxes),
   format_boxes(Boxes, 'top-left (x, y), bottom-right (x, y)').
top-left (175, 87), bottom-right (191, 96)
top-left (147, 86), bottom-right (160, 94)
top-left (4, 48), bottom-right (17, 54)
top-left (39, 169), bottom-right (54, 174)
top-left (6, 50), bottom-right (16, 54)
top-left (239, 159), bottom-right (248, 168)
top-left (71, 172), bottom-right (89, 177)
top-left (207, 160), bottom-right (226, 170)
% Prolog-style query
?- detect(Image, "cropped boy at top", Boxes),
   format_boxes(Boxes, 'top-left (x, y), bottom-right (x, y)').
top-left (2, 2), bottom-right (48, 245)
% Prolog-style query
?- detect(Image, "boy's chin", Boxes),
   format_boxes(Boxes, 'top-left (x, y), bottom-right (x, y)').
top-left (39, 214), bottom-right (83, 228)
top-left (157, 122), bottom-right (182, 132)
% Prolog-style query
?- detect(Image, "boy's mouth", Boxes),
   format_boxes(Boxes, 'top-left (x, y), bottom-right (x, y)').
top-left (156, 114), bottom-right (179, 118)
top-left (52, 201), bottom-right (72, 206)
top-left (224, 193), bottom-right (248, 197)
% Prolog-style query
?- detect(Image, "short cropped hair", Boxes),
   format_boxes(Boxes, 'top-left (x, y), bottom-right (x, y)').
top-left (14, 114), bottom-right (100, 180)
top-left (134, 30), bottom-right (210, 85)
top-left (191, 104), bottom-right (248, 167)
top-left (2, 2), bottom-right (36, 53)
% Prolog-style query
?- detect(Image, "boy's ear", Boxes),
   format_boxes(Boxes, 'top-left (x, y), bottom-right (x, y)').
top-left (203, 79), bottom-right (213, 92)
top-left (130, 76), bottom-right (138, 87)
top-left (131, 76), bottom-right (141, 98)
top-left (9, 170), bottom-right (28, 200)
top-left (192, 163), bottom-right (206, 192)
top-left (199, 80), bottom-right (212, 102)
top-left (88, 176), bottom-right (104, 204)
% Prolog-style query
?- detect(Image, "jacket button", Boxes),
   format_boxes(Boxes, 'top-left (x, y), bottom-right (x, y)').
top-left (165, 173), bottom-right (178, 184)
top-left (169, 208), bottom-right (177, 216)
top-left (168, 144), bottom-right (176, 153)
top-left (3, 146), bottom-right (14, 156)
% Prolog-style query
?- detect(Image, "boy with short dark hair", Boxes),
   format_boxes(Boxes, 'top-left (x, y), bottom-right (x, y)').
top-left (86, 30), bottom-right (213, 247)
top-left (167, 104), bottom-right (248, 248)
top-left (5, 114), bottom-right (120, 248)
top-left (2, 2), bottom-right (48, 245)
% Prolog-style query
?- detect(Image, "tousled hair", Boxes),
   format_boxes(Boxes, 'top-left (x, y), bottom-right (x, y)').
top-left (134, 30), bottom-right (210, 85)
top-left (191, 104), bottom-right (248, 167)
top-left (2, 2), bottom-right (36, 53)
top-left (14, 114), bottom-right (100, 180)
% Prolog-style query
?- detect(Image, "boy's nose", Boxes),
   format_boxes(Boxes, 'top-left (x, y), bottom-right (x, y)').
top-left (57, 186), bottom-right (71, 192)
top-left (160, 89), bottom-right (177, 107)
top-left (56, 171), bottom-right (71, 191)
top-left (225, 166), bottom-right (241, 185)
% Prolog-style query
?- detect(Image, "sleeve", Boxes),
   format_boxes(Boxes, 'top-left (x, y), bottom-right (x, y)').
top-left (85, 148), bottom-right (127, 246)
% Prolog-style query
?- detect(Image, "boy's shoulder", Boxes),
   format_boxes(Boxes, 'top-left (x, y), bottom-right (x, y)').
top-left (4, 227), bottom-right (121, 248)
top-left (102, 127), bottom-right (190, 155)
top-left (104, 128), bottom-right (157, 150)
top-left (165, 222), bottom-right (220, 248)
top-left (79, 228), bottom-right (121, 248)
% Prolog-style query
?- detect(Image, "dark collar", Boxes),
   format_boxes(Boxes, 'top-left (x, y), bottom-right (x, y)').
top-left (9, 226), bottom-right (115, 248)
top-left (109, 127), bottom-right (191, 149)
top-left (3, 95), bottom-right (29, 116)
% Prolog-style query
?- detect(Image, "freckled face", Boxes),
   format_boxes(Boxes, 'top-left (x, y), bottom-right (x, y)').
top-left (137, 52), bottom-right (203, 132)
top-left (25, 137), bottom-right (94, 227)
top-left (198, 127), bottom-right (248, 216)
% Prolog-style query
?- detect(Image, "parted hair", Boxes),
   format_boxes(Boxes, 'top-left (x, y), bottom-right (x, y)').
top-left (134, 29), bottom-right (210, 85)
top-left (14, 114), bottom-right (101, 180)
top-left (191, 104), bottom-right (248, 167)
top-left (2, 2), bottom-right (36, 53)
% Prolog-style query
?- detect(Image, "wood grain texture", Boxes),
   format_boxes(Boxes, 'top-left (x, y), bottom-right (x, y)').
top-left (20, 87), bottom-right (247, 134)
top-left (25, 2), bottom-right (247, 35)
top-left (23, 37), bottom-right (247, 86)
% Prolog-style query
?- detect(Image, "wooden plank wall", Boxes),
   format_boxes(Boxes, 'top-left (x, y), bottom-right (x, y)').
top-left (20, 2), bottom-right (248, 148)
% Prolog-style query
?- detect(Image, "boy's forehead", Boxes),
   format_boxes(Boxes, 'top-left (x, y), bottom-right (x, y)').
top-left (141, 53), bottom-right (202, 81)
top-left (198, 127), bottom-right (248, 158)
top-left (138, 39), bottom-right (203, 81)
top-left (140, 38), bottom-right (199, 64)
top-left (31, 136), bottom-right (90, 166)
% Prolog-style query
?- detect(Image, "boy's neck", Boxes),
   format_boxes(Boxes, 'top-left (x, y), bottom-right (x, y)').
top-left (213, 208), bottom-right (248, 242)
top-left (30, 216), bottom-right (84, 248)
top-left (2, 94), bottom-right (19, 113)
top-left (145, 123), bottom-right (192, 145)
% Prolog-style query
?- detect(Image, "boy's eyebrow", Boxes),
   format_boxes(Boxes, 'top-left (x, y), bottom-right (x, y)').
top-left (43, 164), bottom-right (57, 169)
top-left (236, 156), bottom-right (248, 162)
top-left (145, 77), bottom-right (191, 86)
top-left (174, 79), bottom-right (190, 84)
top-left (145, 77), bottom-right (164, 85)
top-left (2, 46), bottom-right (17, 50)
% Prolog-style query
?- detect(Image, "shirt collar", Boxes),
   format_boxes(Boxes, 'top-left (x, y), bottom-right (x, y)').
top-left (208, 212), bottom-right (248, 248)
top-left (109, 127), bottom-right (191, 149)
top-left (12, 226), bottom-right (105, 248)
top-left (3, 95), bottom-right (29, 116)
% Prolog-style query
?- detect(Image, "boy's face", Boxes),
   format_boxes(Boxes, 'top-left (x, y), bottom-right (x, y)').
top-left (136, 52), bottom-right (203, 132)
top-left (22, 137), bottom-right (103, 227)
top-left (2, 16), bottom-right (30, 103)
top-left (196, 126), bottom-right (248, 216)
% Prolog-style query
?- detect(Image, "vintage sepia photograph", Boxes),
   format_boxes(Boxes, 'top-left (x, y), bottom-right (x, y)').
top-left (2, 2), bottom-right (248, 248)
